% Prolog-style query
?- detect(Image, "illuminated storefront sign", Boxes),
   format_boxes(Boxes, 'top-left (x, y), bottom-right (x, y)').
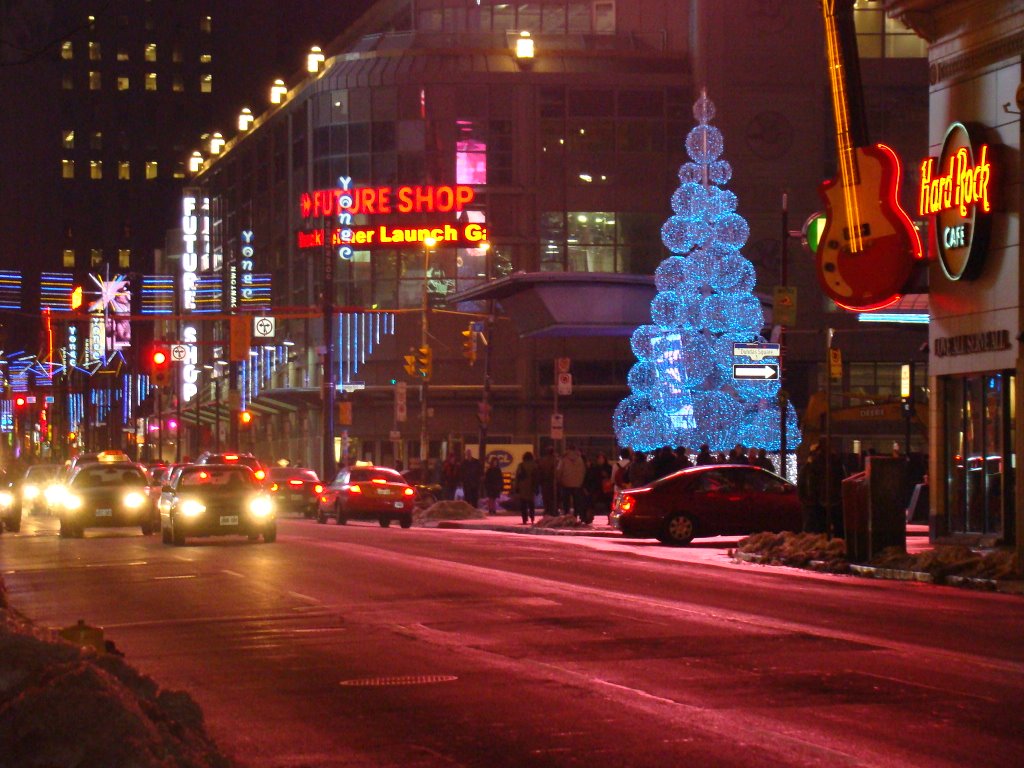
top-left (229, 229), bottom-right (256, 309)
top-left (933, 329), bottom-right (1010, 358)
top-left (180, 193), bottom-right (207, 402)
top-left (918, 122), bottom-right (994, 281)
top-left (297, 222), bottom-right (489, 251)
top-left (299, 184), bottom-right (476, 218)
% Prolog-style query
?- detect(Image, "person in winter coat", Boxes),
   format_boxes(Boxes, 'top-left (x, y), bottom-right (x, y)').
top-left (459, 449), bottom-right (484, 508)
top-left (514, 451), bottom-right (540, 524)
top-left (537, 446), bottom-right (558, 516)
top-left (582, 452), bottom-right (613, 525)
top-left (441, 451), bottom-right (460, 500)
top-left (695, 444), bottom-right (715, 466)
top-left (483, 456), bottom-right (504, 515)
top-left (556, 444), bottom-right (586, 520)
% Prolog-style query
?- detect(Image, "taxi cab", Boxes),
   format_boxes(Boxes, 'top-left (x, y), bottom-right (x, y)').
top-left (317, 463), bottom-right (415, 528)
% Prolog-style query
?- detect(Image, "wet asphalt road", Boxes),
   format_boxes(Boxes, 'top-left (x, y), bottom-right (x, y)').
top-left (2, 514), bottom-right (1023, 768)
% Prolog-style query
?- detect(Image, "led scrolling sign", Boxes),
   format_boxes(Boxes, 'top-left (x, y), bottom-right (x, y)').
top-left (297, 183), bottom-right (487, 250)
top-left (918, 122), bottom-right (994, 281)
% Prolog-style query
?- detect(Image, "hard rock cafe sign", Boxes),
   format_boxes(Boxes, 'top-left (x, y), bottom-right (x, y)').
top-left (918, 122), bottom-right (994, 281)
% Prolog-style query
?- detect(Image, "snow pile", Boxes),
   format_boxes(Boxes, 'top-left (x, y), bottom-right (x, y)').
top-left (415, 499), bottom-right (485, 522)
top-left (731, 531), bottom-right (849, 573)
top-left (870, 546), bottom-right (1022, 582)
top-left (0, 577), bottom-right (237, 768)
top-left (533, 514), bottom-right (590, 529)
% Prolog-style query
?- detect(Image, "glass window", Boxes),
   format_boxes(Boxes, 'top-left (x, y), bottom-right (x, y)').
top-left (201, 74), bottom-right (212, 93)
top-left (145, 161), bottom-right (158, 179)
top-left (89, 71), bottom-right (101, 90)
top-left (62, 159), bottom-right (74, 179)
top-left (456, 119), bottom-right (487, 185)
top-left (349, 123), bottom-right (370, 153)
top-left (62, 73), bottom-right (73, 90)
top-left (90, 248), bottom-right (103, 267)
top-left (62, 130), bottom-right (75, 149)
top-left (201, 16), bottom-right (212, 33)
top-left (594, 1), bottom-right (616, 33)
top-left (61, 41), bottom-right (73, 60)
top-left (567, 119), bottom-right (615, 152)
top-left (118, 161), bottom-right (130, 180)
top-left (117, 75), bottom-right (130, 90)
top-left (88, 41), bottom-right (101, 60)
top-left (90, 131), bottom-right (102, 150)
top-left (145, 43), bottom-right (157, 62)
top-left (118, 249), bottom-right (130, 268)
top-left (172, 47), bottom-right (183, 63)
top-left (541, 4), bottom-right (566, 33)
top-left (567, 1), bottom-right (592, 33)
top-left (568, 90), bottom-right (614, 117)
top-left (62, 249), bottom-right (75, 268)
top-left (117, 49), bottom-right (129, 61)
top-left (172, 75), bottom-right (183, 92)
top-left (144, 72), bottom-right (156, 90)
top-left (90, 160), bottom-right (102, 180)
top-left (200, 53), bottom-right (212, 63)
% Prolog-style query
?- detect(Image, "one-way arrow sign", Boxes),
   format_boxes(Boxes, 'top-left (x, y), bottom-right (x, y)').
top-left (733, 364), bottom-right (780, 380)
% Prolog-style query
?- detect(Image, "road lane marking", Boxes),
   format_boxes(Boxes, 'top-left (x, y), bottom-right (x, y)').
top-left (222, 569), bottom-right (244, 578)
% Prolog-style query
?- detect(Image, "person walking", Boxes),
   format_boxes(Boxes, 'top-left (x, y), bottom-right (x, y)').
top-left (441, 451), bottom-right (460, 500)
top-left (754, 448), bottom-right (775, 472)
top-left (459, 449), bottom-right (483, 509)
top-left (583, 452), bottom-right (613, 525)
top-left (556, 443), bottom-right (586, 519)
top-left (613, 447), bottom-right (632, 495)
top-left (537, 446), bottom-right (558, 516)
top-left (513, 451), bottom-right (540, 524)
top-left (483, 456), bottom-right (504, 516)
top-left (695, 444), bottom-right (715, 466)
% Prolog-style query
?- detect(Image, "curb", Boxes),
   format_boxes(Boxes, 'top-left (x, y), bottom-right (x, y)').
top-left (850, 564), bottom-right (934, 583)
top-left (435, 520), bottom-right (622, 537)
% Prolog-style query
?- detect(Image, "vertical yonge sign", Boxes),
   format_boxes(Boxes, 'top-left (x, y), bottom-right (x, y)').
top-left (297, 184), bottom-right (487, 249)
top-left (918, 122), bottom-right (994, 281)
top-left (229, 229), bottom-right (255, 308)
top-left (180, 193), bottom-right (209, 402)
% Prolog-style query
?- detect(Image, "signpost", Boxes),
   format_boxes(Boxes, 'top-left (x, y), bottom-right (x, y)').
top-left (732, 363), bottom-right (780, 380)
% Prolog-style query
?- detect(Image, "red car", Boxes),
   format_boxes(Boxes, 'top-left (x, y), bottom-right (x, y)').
top-left (317, 464), bottom-right (416, 528)
top-left (266, 467), bottom-right (323, 518)
top-left (610, 464), bottom-right (802, 545)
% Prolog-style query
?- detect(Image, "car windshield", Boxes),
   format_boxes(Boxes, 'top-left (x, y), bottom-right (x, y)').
top-left (178, 467), bottom-right (258, 489)
top-left (72, 467), bottom-right (147, 488)
top-left (268, 468), bottom-right (318, 482)
top-left (344, 468), bottom-right (404, 484)
top-left (25, 466), bottom-right (61, 481)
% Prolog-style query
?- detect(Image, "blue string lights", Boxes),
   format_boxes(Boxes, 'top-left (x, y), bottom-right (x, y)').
top-left (614, 91), bottom-right (801, 453)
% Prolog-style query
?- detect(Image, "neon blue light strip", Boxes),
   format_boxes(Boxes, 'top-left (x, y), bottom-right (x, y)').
top-left (857, 313), bottom-right (929, 324)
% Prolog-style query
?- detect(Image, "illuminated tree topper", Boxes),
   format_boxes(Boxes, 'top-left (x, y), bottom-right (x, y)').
top-left (614, 90), bottom-right (801, 453)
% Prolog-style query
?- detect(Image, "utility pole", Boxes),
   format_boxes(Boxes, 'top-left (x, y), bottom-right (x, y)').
top-left (321, 208), bottom-right (336, 481)
top-left (419, 238), bottom-right (436, 468)
top-left (779, 191), bottom-right (789, 479)
top-left (477, 242), bottom-right (493, 461)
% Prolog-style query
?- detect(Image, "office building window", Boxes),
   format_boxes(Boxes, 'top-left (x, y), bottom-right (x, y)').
top-left (62, 160), bottom-right (75, 179)
top-left (90, 160), bottom-right (102, 180)
top-left (62, 249), bottom-right (75, 268)
top-left (172, 47), bottom-right (183, 63)
top-left (117, 49), bottom-right (129, 61)
top-left (145, 161), bottom-right (158, 179)
top-left (61, 41), bottom-right (73, 60)
top-left (88, 41), bottom-right (101, 60)
top-left (89, 71), bottom-right (101, 90)
top-left (62, 74), bottom-right (73, 90)
top-left (200, 74), bottom-right (212, 93)
top-left (117, 75), bottom-right (130, 90)
top-left (118, 249), bottom-right (131, 268)
top-left (201, 16), bottom-right (212, 33)
top-left (172, 75), bottom-right (184, 92)
top-left (145, 43), bottom-right (157, 62)
top-left (62, 130), bottom-right (75, 149)
top-left (541, 210), bottom-right (661, 273)
top-left (145, 72), bottom-right (157, 91)
top-left (172, 162), bottom-right (186, 179)
top-left (90, 249), bottom-right (103, 267)
top-left (200, 53), bottom-right (212, 63)
top-left (90, 132), bottom-right (102, 150)
top-left (118, 161), bottom-right (130, 180)
top-left (853, 0), bottom-right (926, 58)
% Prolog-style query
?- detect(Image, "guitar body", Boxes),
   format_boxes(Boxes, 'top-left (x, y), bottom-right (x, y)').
top-left (816, 143), bottom-right (922, 310)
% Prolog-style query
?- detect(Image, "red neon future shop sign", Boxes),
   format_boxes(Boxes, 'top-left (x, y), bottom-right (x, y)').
top-left (298, 184), bottom-right (486, 250)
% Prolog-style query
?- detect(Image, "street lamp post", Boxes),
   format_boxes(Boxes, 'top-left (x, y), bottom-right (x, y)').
top-left (477, 242), bottom-right (492, 461)
top-left (420, 237), bottom-right (437, 467)
top-left (322, 210), bottom-right (336, 481)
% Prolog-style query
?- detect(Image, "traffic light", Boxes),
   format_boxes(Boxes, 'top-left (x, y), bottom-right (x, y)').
top-left (150, 346), bottom-right (171, 387)
top-left (239, 410), bottom-right (253, 427)
top-left (461, 326), bottom-right (477, 366)
top-left (14, 396), bottom-right (26, 408)
top-left (416, 345), bottom-right (433, 381)
top-left (403, 348), bottom-right (418, 378)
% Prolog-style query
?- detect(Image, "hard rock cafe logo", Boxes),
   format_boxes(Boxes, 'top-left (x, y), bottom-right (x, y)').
top-left (918, 122), bottom-right (994, 281)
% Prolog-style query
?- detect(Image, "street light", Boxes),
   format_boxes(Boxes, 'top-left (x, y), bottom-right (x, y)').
top-left (419, 237), bottom-right (437, 467)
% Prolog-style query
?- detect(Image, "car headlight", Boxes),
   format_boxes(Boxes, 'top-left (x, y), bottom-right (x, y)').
top-left (123, 491), bottom-right (146, 510)
top-left (179, 499), bottom-right (206, 518)
top-left (44, 484), bottom-right (65, 505)
top-left (249, 496), bottom-right (273, 518)
top-left (63, 493), bottom-right (83, 511)
top-left (0, 490), bottom-right (13, 509)
top-left (23, 484), bottom-right (40, 501)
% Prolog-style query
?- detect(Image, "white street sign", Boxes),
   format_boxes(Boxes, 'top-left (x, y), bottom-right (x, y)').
top-left (556, 372), bottom-right (573, 395)
top-left (732, 364), bottom-right (780, 380)
top-left (170, 344), bottom-right (188, 362)
top-left (253, 316), bottom-right (276, 338)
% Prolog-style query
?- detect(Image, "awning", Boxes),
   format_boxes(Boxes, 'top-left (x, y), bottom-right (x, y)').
top-left (178, 387), bottom-right (321, 426)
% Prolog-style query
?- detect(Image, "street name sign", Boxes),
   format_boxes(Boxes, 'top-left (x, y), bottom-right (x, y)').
top-left (732, 342), bottom-right (780, 361)
top-left (733, 364), bottom-right (780, 380)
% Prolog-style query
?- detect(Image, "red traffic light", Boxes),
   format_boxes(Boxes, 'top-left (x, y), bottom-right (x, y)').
top-left (152, 350), bottom-right (168, 365)
top-left (14, 396), bottom-right (26, 407)
top-left (239, 410), bottom-right (253, 425)
top-left (150, 346), bottom-right (172, 387)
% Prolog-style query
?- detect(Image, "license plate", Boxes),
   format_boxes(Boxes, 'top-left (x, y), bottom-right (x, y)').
top-left (377, 488), bottom-right (393, 496)
top-left (96, 508), bottom-right (112, 517)
top-left (219, 515), bottom-right (239, 526)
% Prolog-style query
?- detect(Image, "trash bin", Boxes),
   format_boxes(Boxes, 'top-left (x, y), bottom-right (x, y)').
top-left (842, 457), bottom-right (907, 562)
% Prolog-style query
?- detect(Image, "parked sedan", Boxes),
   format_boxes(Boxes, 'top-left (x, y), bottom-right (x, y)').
top-left (317, 464), bottom-right (416, 528)
top-left (55, 463), bottom-right (158, 538)
top-left (610, 464), bottom-right (802, 546)
top-left (160, 464), bottom-right (276, 545)
top-left (266, 467), bottom-right (323, 518)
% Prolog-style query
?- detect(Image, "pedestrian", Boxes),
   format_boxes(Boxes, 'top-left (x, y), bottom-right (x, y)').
top-left (651, 446), bottom-right (677, 480)
top-left (483, 456), bottom-right (504, 515)
top-left (728, 443), bottom-right (748, 464)
top-left (441, 451), bottom-right (459, 500)
top-left (613, 447), bottom-right (632, 494)
top-left (459, 449), bottom-right (483, 508)
top-left (797, 439), bottom-right (845, 536)
top-left (556, 443), bottom-right (586, 519)
top-left (628, 450), bottom-right (654, 488)
top-left (513, 451), bottom-right (540, 524)
top-left (537, 446), bottom-right (558, 516)
top-left (674, 446), bottom-right (692, 468)
top-left (755, 448), bottom-right (775, 472)
top-left (695, 444), bottom-right (715, 466)
top-left (583, 452), bottom-right (613, 525)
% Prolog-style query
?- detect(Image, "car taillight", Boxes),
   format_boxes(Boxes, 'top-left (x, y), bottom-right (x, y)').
top-left (348, 485), bottom-right (362, 494)
top-left (314, 484), bottom-right (323, 494)
top-left (403, 487), bottom-right (415, 497)
top-left (270, 483), bottom-right (280, 492)
top-left (288, 479), bottom-right (303, 486)
top-left (620, 496), bottom-right (635, 512)
top-left (371, 478), bottom-right (386, 485)
top-left (254, 469), bottom-right (266, 481)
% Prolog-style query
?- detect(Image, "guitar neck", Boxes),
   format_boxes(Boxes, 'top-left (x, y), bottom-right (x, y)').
top-left (824, 0), bottom-right (869, 186)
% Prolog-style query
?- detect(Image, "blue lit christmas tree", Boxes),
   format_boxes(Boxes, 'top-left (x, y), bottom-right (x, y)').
top-left (613, 91), bottom-right (800, 454)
